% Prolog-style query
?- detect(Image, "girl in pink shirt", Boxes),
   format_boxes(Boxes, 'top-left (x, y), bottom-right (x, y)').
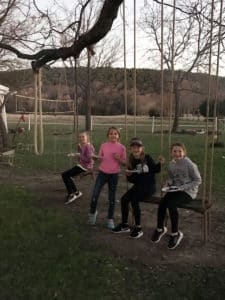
top-left (88, 127), bottom-right (126, 229)
top-left (62, 131), bottom-right (95, 204)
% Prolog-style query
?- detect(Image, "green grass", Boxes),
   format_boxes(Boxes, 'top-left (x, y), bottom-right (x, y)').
top-left (10, 117), bottom-right (225, 203)
top-left (0, 185), bottom-right (225, 300)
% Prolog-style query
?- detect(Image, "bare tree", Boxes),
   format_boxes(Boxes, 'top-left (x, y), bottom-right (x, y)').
top-left (0, 0), bottom-right (123, 71)
top-left (140, 0), bottom-right (224, 131)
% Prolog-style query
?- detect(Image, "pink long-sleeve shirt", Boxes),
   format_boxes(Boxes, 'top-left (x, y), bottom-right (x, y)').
top-left (98, 141), bottom-right (126, 174)
top-left (79, 143), bottom-right (95, 170)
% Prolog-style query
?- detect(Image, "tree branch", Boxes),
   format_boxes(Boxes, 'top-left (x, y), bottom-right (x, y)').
top-left (0, 0), bottom-right (123, 71)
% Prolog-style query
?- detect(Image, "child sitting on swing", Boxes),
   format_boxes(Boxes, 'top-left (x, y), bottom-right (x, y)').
top-left (62, 131), bottom-right (95, 204)
top-left (151, 142), bottom-right (202, 249)
top-left (112, 138), bottom-right (164, 238)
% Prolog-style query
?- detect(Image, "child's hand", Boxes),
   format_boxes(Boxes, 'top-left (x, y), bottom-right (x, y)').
top-left (67, 153), bottom-right (75, 157)
top-left (158, 155), bottom-right (165, 164)
top-left (67, 152), bottom-right (80, 157)
top-left (114, 153), bottom-right (126, 166)
top-left (92, 154), bottom-right (102, 161)
top-left (125, 170), bottom-right (133, 176)
top-left (113, 153), bottom-right (120, 161)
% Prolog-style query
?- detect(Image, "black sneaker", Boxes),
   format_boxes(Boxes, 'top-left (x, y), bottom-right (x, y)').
top-left (151, 227), bottom-right (167, 243)
top-left (112, 223), bottom-right (130, 233)
top-left (168, 231), bottom-right (184, 249)
top-left (65, 191), bottom-right (83, 204)
top-left (130, 226), bottom-right (143, 239)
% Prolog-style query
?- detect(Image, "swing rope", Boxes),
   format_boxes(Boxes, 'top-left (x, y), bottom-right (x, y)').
top-left (33, 69), bottom-right (44, 155)
top-left (159, 0), bottom-right (164, 189)
top-left (202, 0), bottom-right (215, 211)
top-left (133, 0), bottom-right (137, 137)
top-left (209, 0), bottom-right (223, 201)
top-left (123, 0), bottom-right (128, 143)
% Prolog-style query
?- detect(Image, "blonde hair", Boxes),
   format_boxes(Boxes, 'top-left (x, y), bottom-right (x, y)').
top-left (78, 131), bottom-right (90, 143)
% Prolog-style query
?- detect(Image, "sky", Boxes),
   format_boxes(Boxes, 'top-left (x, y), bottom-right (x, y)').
top-left (34, 0), bottom-right (225, 76)
top-left (35, 0), bottom-right (151, 69)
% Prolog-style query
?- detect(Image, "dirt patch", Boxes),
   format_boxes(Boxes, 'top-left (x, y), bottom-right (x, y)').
top-left (1, 166), bottom-right (225, 267)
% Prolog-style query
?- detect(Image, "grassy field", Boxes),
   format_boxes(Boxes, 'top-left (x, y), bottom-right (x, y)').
top-left (1, 115), bottom-right (225, 299)
top-left (0, 184), bottom-right (225, 300)
top-left (8, 114), bottom-right (225, 203)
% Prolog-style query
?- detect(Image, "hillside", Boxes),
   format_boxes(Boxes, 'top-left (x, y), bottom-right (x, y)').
top-left (0, 67), bottom-right (225, 115)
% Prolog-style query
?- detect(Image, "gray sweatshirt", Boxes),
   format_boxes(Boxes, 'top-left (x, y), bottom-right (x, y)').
top-left (168, 156), bottom-right (202, 199)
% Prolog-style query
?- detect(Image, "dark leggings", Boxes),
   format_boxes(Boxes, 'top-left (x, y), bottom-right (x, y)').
top-left (61, 165), bottom-right (85, 194)
top-left (157, 191), bottom-right (192, 233)
top-left (121, 186), bottom-right (153, 226)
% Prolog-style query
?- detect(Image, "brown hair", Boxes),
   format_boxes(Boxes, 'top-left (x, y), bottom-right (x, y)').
top-left (107, 127), bottom-right (121, 139)
top-left (171, 142), bottom-right (187, 155)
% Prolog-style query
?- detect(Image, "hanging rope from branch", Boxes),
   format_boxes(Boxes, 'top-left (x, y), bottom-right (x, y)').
top-left (34, 69), bottom-right (44, 155)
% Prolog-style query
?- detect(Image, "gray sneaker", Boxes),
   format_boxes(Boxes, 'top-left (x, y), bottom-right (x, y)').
top-left (88, 211), bottom-right (98, 225)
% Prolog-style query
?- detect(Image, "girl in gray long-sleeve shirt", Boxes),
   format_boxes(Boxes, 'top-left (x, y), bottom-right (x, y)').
top-left (151, 142), bottom-right (202, 249)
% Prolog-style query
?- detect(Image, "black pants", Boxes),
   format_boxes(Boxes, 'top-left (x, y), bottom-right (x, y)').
top-left (61, 165), bottom-right (85, 195)
top-left (157, 191), bottom-right (192, 233)
top-left (121, 186), bottom-right (153, 226)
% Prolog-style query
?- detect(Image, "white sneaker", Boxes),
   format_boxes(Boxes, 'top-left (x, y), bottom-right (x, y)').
top-left (65, 191), bottom-right (82, 204)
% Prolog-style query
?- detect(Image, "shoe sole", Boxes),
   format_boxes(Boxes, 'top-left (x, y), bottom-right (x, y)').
top-left (65, 198), bottom-right (76, 205)
top-left (130, 231), bottom-right (144, 239)
top-left (168, 232), bottom-right (184, 250)
top-left (112, 229), bottom-right (130, 233)
top-left (151, 227), bottom-right (168, 243)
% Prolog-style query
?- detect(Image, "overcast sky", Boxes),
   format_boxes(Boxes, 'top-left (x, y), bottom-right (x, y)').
top-left (35, 0), bottom-right (151, 69)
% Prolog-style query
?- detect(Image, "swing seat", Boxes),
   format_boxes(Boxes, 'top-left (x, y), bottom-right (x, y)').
top-left (142, 193), bottom-right (213, 243)
top-left (0, 149), bottom-right (15, 166)
top-left (79, 169), bottom-right (95, 181)
top-left (143, 193), bottom-right (212, 214)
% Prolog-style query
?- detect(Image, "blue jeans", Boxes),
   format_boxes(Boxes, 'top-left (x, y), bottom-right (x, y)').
top-left (90, 171), bottom-right (119, 219)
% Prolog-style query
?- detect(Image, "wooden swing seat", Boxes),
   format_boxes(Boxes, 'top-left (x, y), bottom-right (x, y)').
top-left (0, 149), bottom-right (15, 166)
top-left (143, 193), bottom-right (212, 214)
top-left (140, 193), bottom-right (212, 242)
top-left (79, 169), bottom-right (95, 181)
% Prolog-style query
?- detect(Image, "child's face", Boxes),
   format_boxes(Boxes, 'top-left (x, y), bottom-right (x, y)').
top-left (108, 129), bottom-right (120, 143)
top-left (131, 145), bottom-right (143, 158)
top-left (171, 146), bottom-right (185, 161)
top-left (79, 133), bottom-right (88, 144)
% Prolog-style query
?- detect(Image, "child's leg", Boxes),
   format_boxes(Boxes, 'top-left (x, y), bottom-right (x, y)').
top-left (90, 171), bottom-right (107, 214)
top-left (130, 192), bottom-right (141, 226)
top-left (61, 166), bottom-right (84, 194)
top-left (167, 191), bottom-right (192, 233)
top-left (107, 173), bottom-right (119, 219)
top-left (120, 189), bottom-right (133, 224)
top-left (157, 194), bottom-right (170, 229)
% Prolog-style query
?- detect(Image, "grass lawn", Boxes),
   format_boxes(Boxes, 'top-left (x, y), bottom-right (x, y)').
top-left (1, 115), bottom-right (225, 299)
top-left (0, 184), bottom-right (225, 300)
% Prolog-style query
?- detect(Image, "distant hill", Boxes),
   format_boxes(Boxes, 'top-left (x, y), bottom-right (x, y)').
top-left (1, 67), bottom-right (225, 115)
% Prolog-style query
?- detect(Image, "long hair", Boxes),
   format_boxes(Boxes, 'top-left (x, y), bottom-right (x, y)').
top-left (127, 149), bottom-right (146, 169)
